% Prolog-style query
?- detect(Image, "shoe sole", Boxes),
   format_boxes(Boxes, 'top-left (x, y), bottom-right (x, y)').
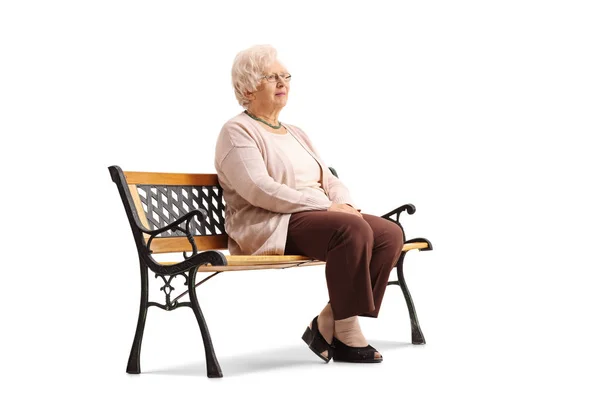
top-left (332, 357), bottom-right (383, 363)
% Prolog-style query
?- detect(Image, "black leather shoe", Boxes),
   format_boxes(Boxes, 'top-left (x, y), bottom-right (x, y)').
top-left (301, 315), bottom-right (334, 362)
top-left (331, 336), bottom-right (383, 363)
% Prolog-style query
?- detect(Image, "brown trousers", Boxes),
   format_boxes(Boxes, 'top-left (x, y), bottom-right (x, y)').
top-left (284, 211), bottom-right (404, 320)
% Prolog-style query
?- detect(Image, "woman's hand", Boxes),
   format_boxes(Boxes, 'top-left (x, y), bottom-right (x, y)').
top-left (327, 203), bottom-right (363, 218)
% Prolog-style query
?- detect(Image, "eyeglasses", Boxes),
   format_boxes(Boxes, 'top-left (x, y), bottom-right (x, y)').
top-left (261, 73), bottom-right (292, 83)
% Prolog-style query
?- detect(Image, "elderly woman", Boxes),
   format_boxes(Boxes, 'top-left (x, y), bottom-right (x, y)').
top-left (214, 45), bottom-right (404, 364)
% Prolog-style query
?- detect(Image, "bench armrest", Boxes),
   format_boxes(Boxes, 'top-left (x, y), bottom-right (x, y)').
top-left (150, 248), bottom-right (228, 276)
top-left (141, 208), bottom-right (207, 236)
top-left (380, 203), bottom-right (416, 223)
top-left (139, 207), bottom-right (228, 275)
top-left (380, 203), bottom-right (433, 251)
top-left (142, 208), bottom-right (207, 257)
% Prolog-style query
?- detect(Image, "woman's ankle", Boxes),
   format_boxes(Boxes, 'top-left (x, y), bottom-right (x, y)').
top-left (320, 303), bottom-right (333, 318)
top-left (333, 316), bottom-right (368, 347)
top-left (317, 304), bottom-right (334, 344)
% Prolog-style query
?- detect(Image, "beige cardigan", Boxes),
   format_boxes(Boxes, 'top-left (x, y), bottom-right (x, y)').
top-left (214, 112), bottom-right (359, 255)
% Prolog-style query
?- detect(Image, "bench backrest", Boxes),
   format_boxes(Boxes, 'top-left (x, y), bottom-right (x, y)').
top-left (109, 165), bottom-right (339, 255)
top-left (109, 166), bottom-right (228, 254)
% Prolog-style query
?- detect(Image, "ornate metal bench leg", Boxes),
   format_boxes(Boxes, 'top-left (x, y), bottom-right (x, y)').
top-left (127, 259), bottom-right (149, 373)
top-left (188, 267), bottom-right (223, 378)
top-left (397, 252), bottom-right (426, 345)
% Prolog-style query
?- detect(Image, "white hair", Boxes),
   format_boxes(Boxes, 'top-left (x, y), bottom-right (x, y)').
top-left (231, 44), bottom-right (279, 109)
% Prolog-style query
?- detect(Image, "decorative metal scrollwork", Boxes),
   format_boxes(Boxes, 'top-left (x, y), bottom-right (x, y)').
top-left (136, 184), bottom-right (226, 239)
top-left (148, 271), bottom-right (190, 311)
top-left (136, 184), bottom-right (226, 262)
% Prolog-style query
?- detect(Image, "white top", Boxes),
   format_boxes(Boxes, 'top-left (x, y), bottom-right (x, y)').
top-left (269, 132), bottom-right (331, 204)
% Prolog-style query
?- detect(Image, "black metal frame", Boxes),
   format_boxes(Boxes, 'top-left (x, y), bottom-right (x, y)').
top-left (108, 165), bottom-right (432, 378)
top-left (380, 204), bottom-right (433, 345)
top-left (109, 166), bottom-right (227, 378)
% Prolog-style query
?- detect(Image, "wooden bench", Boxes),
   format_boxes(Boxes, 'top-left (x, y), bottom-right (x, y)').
top-left (108, 165), bottom-right (433, 378)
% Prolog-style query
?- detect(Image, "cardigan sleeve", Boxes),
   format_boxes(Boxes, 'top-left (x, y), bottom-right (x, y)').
top-left (218, 144), bottom-right (334, 214)
top-left (291, 126), bottom-right (361, 212)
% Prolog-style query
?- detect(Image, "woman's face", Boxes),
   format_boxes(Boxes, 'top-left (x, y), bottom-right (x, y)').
top-left (247, 60), bottom-right (290, 111)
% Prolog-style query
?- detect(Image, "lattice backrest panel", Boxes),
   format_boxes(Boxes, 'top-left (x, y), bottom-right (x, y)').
top-left (135, 184), bottom-right (226, 237)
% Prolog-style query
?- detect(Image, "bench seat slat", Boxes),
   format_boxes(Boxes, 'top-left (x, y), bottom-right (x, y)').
top-left (165, 260), bottom-right (327, 272)
top-left (156, 242), bottom-right (430, 272)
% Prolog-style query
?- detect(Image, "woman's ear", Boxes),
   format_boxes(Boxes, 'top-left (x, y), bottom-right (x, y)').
top-left (244, 90), bottom-right (255, 101)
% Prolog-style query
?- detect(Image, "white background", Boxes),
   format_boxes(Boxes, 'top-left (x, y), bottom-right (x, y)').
top-left (2, 0), bottom-right (599, 398)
